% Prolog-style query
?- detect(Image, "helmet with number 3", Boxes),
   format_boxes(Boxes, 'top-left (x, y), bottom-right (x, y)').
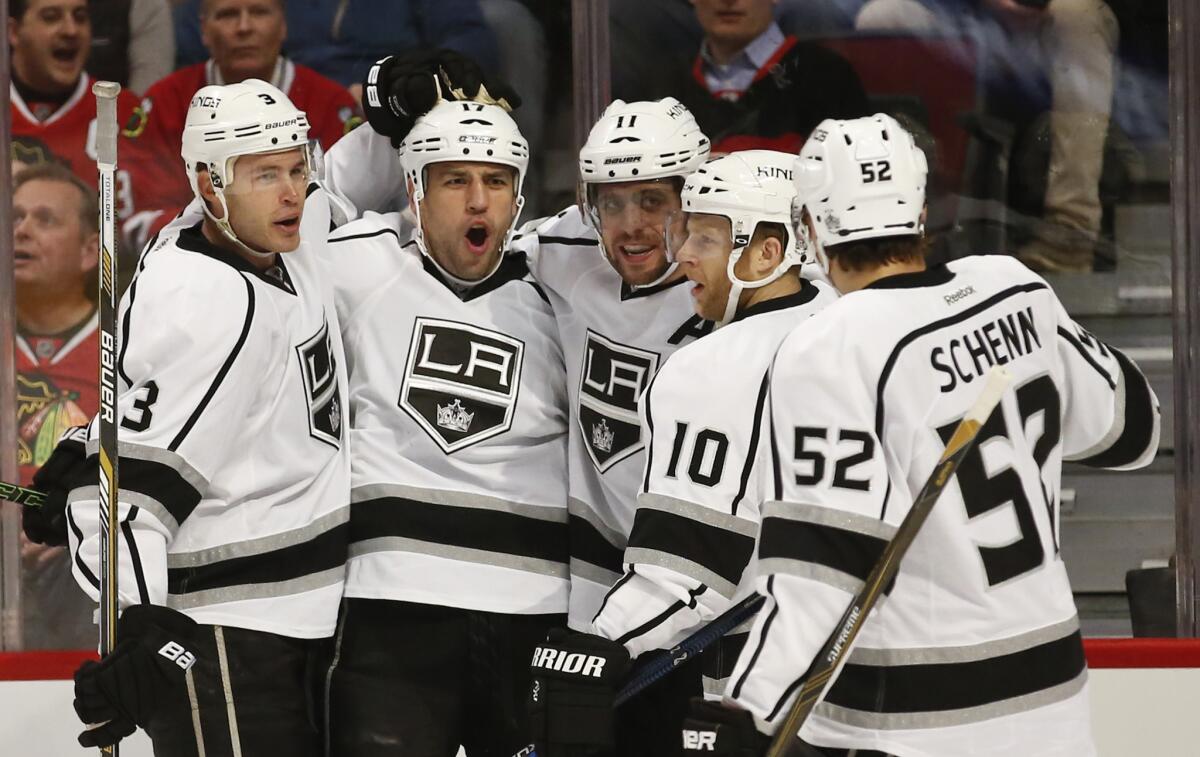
top-left (181, 79), bottom-right (312, 253)
top-left (792, 113), bottom-right (928, 273)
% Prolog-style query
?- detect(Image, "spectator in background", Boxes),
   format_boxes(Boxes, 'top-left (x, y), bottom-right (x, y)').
top-left (621, 0), bottom-right (870, 154)
top-left (130, 0), bottom-right (361, 239)
top-left (86, 0), bottom-right (175, 94)
top-left (8, 0), bottom-right (147, 222)
top-left (856, 0), bottom-right (1119, 272)
top-left (174, 0), bottom-right (500, 90)
top-left (13, 164), bottom-right (101, 650)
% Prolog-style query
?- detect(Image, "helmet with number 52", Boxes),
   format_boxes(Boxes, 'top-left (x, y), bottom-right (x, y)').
top-left (791, 113), bottom-right (928, 283)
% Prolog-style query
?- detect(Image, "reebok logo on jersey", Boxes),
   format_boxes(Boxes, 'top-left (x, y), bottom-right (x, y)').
top-left (578, 330), bottom-right (660, 471)
top-left (682, 730), bottom-right (717, 751)
top-left (943, 286), bottom-right (976, 306)
top-left (400, 318), bottom-right (524, 453)
top-left (530, 647), bottom-right (607, 678)
top-left (157, 641), bottom-right (196, 671)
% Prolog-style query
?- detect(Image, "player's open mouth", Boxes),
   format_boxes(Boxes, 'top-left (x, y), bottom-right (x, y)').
top-left (13, 249), bottom-right (33, 262)
top-left (51, 46), bottom-right (79, 63)
top-left (619, 244), bottom-right (655, 261)
top-left (274, 216), bottom-right (300, 232)
top-left (466, 225), bottom-right (490, 254)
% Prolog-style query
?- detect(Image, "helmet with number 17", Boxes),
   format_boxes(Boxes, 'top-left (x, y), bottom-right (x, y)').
top-left (791, 113), bottom-right (928, 274)
top-left (181, 79), bottom-right (313, 256)
top-left (578, 98), bottom-right (710, 287)
top-left (397, 99), bottom-right (530, 286)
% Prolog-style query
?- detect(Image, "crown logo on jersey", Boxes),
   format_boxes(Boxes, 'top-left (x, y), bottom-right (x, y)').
top-left (436, 399), bottom-right (475, 433)
top-left (592, 419), bottom-right (616, 453)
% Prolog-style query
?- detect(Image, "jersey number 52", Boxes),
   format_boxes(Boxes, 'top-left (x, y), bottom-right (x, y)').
top-left (938, 374), bottom-right (1061, 587)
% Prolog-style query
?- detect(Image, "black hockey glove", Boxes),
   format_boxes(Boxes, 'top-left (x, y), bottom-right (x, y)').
top-left (528, 629), bottom-right (631, 756)
top-left (23, 424), bottom-right (92, 546)
top-left (362, 48), bottom-right (522, 147)
top-left (73, 604), bottom-right (202, 748)
top-left (681, 699), bottom-right (771, 756)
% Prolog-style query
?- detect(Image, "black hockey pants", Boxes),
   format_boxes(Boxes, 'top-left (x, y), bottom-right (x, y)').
top-left (141, 624), bottom-right (324, 757)
top-left (324, 597), bottom-right (564, 757)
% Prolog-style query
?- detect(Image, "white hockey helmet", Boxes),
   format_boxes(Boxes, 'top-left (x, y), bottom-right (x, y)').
top-left (668, 150), bottom-right (803, 325)
top-left (181, 79), bottom-right (312, 255)
top-left (579, 98), bottom-right (711, 286)
top-left (792, 113), bottom-right (928, 273)
top-left (398, 99), bottom-right (530, 285)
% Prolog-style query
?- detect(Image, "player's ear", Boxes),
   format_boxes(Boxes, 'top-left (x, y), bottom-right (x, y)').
top-left (759, 234), bottom-right (783, 273)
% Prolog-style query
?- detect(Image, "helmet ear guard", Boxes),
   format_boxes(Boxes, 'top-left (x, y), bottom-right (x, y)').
top-left (397, 99), bottom-right (530, 287)
top-left (791, 113), bottom-right (929, 274)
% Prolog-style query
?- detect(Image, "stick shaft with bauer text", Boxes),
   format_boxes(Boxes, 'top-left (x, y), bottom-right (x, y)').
top-left (93, 79), bottom-right (122, 757)
top-left (766, 366), bottom-right (1012, 757)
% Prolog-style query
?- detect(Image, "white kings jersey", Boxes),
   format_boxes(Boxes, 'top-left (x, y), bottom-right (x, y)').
top-left (324, 212), bottom-right (569, 614)
top-left (591, 281), bottom-right (837, 686)
top-left (510, 207), bottom-right (716, 628)
top-left (67, 187), bottom-right (351, 639)
top-left (729, 256), bottom-right (1160, 756)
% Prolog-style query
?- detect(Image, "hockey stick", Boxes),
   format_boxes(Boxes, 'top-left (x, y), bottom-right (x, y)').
top-left (614, 593), bottom-right (765, 707)
top-left (0, 481), bottom-right (46, 508)
top-left (93, 79), bottom-right (122, 757)
top-left (765, 366), bottom-right (1012, 757)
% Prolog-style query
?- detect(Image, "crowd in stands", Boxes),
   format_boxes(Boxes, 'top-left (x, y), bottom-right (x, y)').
top-left (6, 0), bottom-right (1169, 648)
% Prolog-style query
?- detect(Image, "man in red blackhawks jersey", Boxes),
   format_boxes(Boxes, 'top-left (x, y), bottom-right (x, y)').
top-left (12, 164), bottom-right (102, 651)
top-left (129, 0), bottom-right (362, 240)
top-left (8, 0), bottom-right (148, 221)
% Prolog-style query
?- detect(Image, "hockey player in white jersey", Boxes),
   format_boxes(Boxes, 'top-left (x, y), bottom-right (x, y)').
top-left (330, 56), bottom-right (713, 755)
top-left (682, 114), bottom-right (1161, 756)
top-left (66, 81), bottom-right (350, 755)
top-left (319, 99), bottom-right (570, 756)
top-left (527, 151), bottom-right (838, 756)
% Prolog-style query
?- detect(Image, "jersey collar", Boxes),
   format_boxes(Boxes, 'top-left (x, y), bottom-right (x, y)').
top-left (415, 242), bottom-right (533, 303)
top-left (619, 274), bottom-right (689, 302)
top-left (176, 223), bottom-right (297, 295)
top-left (731, 278), bottom-right (820, 323)
top-left (863, 264), bottom-right (955, 290)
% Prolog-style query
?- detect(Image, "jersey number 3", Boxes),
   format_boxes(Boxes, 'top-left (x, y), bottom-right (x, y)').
top-left (938, 374), bottom-right (1061, 587)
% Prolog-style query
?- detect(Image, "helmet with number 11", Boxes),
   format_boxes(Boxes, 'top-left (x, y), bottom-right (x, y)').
top-left (578, 98), bottom-right (711, 288)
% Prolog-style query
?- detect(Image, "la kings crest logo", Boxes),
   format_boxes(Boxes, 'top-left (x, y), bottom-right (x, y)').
top-left (400, 318), bottom-right (524, 453)
top-left (578, 330), bottom-right (659, 471)
top-left (296, 318), bottom-right (343, 449)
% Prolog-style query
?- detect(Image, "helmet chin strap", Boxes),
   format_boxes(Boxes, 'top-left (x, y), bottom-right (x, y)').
top-left (411, 190), bottom-right (524, 290)
top-left (203, 190), bottom-right (278, 261)
top-left (717, 245), bottom-right (794, 328)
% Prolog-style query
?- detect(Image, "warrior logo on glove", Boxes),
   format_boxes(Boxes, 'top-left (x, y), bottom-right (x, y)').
top-left (531, 645), bottom-right (609, 678)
